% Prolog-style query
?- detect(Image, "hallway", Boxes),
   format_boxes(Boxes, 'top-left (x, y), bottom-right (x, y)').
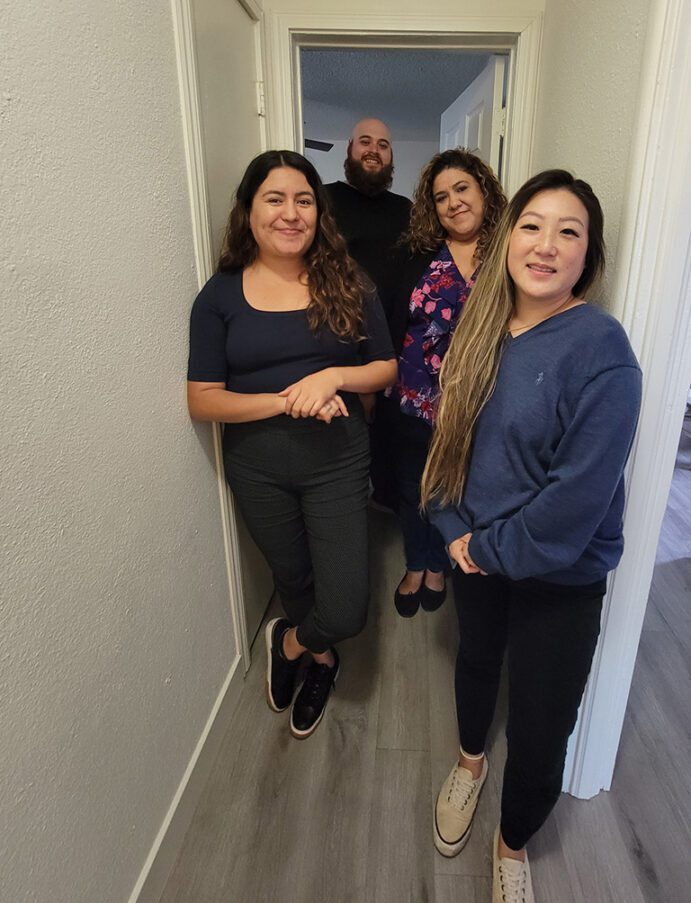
top-left (160, 495), bottom-right (690, 903)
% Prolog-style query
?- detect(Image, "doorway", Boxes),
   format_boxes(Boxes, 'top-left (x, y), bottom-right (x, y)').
top-left (298, 47), bottom-right (509, 197)
top-left (261, 13), bottom-right (542, 197)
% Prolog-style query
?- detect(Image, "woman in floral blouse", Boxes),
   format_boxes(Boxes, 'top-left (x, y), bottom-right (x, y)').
top-left (385, 149), bottom-right (506, 617)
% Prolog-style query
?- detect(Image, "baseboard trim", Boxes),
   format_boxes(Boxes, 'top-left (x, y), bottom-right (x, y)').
top-left (127, 654), bottom-right (245, 903)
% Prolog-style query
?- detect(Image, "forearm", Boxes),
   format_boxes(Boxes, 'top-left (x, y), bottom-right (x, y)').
top-left (333, 359), bottom-right (397, 394)
top-left (187, 383), bottom-right (285, 423)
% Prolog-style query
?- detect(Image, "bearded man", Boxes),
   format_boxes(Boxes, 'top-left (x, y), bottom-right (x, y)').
top-left (323, 118), bottom-right (411, 303)
top-left (324, 119), bottom-right (412, 513)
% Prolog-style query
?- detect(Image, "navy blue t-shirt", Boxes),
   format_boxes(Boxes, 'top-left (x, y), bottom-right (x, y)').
top-left (188, 270), bottom-right (395, 404)
top-left (431, 304), bottom-right (642, 585)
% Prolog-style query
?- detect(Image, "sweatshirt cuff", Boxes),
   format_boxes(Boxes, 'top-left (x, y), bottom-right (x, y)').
top-left (429, 505), bottom-right (470, 546)
top-left (467, 531), bottom-right (497, 576)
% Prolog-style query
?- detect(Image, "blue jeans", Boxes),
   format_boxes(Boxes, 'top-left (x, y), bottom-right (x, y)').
top-left (393, 411), bottom-right (448, 573)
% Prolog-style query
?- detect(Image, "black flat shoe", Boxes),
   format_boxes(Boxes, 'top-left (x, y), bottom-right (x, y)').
top-left (420, 582), bottom-right (447, 612)
top-left (394, 578), bottom-right (424, 618)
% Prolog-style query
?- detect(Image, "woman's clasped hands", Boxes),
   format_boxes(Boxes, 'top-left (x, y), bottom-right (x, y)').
top-left (448, 533), bottom-right (487, 575)
top-left (279, 368), bottom-right (349, 424)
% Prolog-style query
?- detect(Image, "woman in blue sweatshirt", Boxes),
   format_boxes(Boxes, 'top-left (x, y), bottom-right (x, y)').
top-left (422, 170), bottom-right (641, 903)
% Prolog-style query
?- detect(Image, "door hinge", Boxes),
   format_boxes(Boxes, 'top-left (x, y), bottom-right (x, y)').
top-left (255, 81), bottom-right (266, 118)
top-left (498, 107), bottom-right (507, 138)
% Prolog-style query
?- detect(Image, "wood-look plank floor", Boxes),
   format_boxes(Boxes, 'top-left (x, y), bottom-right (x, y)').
top-left (160, 419), bottom-right (691, 903)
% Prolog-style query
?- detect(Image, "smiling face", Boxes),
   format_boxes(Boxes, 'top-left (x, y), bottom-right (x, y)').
top-left (248, 166), bottom-right (318, 261)
top-left (507, 188), bottom-right (589, 306)
top-left (349, 118), bottom-right (393, 171)
top-left (432, 167), bottom-right (486, 243)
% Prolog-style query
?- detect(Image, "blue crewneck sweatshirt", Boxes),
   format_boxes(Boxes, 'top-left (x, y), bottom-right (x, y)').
top-left (430, 304), bottom-right (642, 584)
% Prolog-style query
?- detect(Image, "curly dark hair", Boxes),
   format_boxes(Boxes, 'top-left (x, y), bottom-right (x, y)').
top-left (405, 148), bottom-right (507, 260)
top-left (217, 150), bottom-right (368, 340)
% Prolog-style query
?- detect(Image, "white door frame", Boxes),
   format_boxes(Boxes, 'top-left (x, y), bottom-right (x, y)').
top-left (261, 11), bottom-right (544, 197)
top-left (173, 0), bottom-right (267, 673)
top-left (562, 0), bottom-right (691, 797)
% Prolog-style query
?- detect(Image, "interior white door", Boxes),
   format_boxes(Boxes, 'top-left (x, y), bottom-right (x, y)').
top-left (192, 0), bottom-right (274, 648)
top-left (193, 0), bottom-right (264, 255)
top-left (439, 55), bottom-right (506, 174)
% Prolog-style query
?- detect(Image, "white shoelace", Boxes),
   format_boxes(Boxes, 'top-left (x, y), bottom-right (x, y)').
top-left (447, 766), bottom-right (477, 811)
top-left (499, 860), bottom-right (527, 902)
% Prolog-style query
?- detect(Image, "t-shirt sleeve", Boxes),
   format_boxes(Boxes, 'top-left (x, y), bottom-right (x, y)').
top-left (187, 278), bottom-right (228, 383)
top-left (358, 291), bottom-right (396, 363)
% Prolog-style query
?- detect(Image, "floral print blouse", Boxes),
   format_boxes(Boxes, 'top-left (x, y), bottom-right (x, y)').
top-left (390, 243), bottom-right (479, 425)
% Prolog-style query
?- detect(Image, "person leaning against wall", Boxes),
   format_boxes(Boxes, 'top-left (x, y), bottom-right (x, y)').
top-left (384, 149), bottom-right (506, 619)
top-left (187, 150), bottom-right (396, 740)
top-left (423, 170), bottom-right (642, 903)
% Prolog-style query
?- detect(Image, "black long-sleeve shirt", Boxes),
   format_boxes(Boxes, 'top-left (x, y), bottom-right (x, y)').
top-left (323, 181), bottom-right (411, 320)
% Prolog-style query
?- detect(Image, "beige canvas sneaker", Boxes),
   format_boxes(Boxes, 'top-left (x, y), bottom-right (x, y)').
top-left (492, 826), bottom-right (535, 903)
top-left (433, 755), bottom-right (488, 856)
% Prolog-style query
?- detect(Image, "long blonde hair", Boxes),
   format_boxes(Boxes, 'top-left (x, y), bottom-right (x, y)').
top-left (421, 170), bottom-right (605, 508)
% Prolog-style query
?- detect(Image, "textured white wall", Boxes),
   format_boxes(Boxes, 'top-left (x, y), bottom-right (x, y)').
top-left (533, 0), bottom-right (650, 298)
top-left (1, 4), bottom-right (235, 903)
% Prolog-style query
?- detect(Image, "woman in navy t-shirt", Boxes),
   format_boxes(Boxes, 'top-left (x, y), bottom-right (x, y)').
top-left (188, 150), bottom-right (396, 739)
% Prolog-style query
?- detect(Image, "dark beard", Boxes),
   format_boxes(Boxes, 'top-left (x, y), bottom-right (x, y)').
top-left (344, 155), bottom-right (394, 196)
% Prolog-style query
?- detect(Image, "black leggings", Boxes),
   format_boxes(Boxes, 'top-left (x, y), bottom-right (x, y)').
top-left (223, 414), bottom-right (370, 654)
top-left (452, 569), bottom-right (605, 850)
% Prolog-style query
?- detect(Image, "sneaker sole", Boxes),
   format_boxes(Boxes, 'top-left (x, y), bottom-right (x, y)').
top-left (433, 805), bottom-right (474, 857)
top-left (432, 767), bottom-right (487, 857)
top-left (265, 618), bottom-right (290, 713)
top-left (289, 663), bottom-right (339, 740)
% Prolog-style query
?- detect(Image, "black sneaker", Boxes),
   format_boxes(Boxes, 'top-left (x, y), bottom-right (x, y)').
top-left (265, 618), bottom-right (301, 713)
top-left (289, 648), bottom-right (340, 739)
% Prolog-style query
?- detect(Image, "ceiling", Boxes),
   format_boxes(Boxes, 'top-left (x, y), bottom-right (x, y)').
top-left (300, 48), bottom-right (493, 136)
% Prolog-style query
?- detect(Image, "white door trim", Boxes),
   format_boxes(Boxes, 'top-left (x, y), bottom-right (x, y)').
top-left (261, 11), bottom-right (544, 196)
top-left (172, 0), bottom-right (260, 671)
top-left (563, 0), bottom-right (691, 797)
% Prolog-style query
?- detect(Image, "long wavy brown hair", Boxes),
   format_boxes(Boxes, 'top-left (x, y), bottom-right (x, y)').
top-left (218, 150), bottom-right (368, 339)
top-left (404, 148), bottom-right (507, 260)
top-left (421, 169), bottom-right (606, 508)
